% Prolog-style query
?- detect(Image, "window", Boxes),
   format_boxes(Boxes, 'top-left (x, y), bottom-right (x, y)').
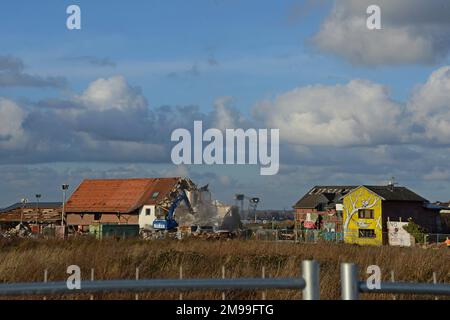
top-left (358, 209), bottom-right (374, 219)
top-left (94, 213), bottom-right (102, 221)
top-left (359, 229), bottom-right (376, 238)
top-left (145, 208), bottom-right (151, 216)
top-left (152, 192), bottom-right (159, 199)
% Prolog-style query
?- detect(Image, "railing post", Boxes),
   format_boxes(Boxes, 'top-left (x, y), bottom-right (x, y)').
top-left (341, 263), bottom-right (359, 300)
top-left (302, 260), bottom-right (320, 300)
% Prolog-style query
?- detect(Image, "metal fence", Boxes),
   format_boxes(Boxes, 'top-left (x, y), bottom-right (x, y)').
top-left (1, 260), bottom-right (448, 300)
top-left (253, 229), bottom-right (344, 243)
top-left (341, 263), bottom-right (450, 300)
top-left (0, 260), bottom-right (320, 300)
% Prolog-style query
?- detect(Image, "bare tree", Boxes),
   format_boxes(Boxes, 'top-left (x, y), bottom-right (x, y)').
top-left (343, 191), bottom-right (379, 232)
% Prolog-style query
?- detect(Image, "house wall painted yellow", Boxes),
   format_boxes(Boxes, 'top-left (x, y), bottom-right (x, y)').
top-left (343, 186), bottom-right (383, 246)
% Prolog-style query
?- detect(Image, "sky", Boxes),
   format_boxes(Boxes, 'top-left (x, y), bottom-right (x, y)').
top-left (1, 0), bottom-right (450, 209)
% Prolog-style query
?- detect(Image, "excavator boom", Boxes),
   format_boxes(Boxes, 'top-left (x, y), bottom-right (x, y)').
top-left (153, 189), bottom-right (194, 231)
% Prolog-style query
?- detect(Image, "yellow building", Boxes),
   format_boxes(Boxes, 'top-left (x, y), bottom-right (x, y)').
top-left (342, 185), bottom-right (437, 246)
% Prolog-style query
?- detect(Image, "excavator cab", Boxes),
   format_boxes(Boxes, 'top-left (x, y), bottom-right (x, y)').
top-left (153, 218), bottom-right (178, 230)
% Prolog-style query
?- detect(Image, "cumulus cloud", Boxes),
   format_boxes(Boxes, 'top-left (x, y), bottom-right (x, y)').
top-left (253, 79), bottom-right (406, 147)
top-left (313, 0), bottom-right (450, 65)
top-left (0, 75), bottom-right (248, 164)
top-left (0, 98), bottom-right (27, 149)
top-left (254, 66), bottom-right (450, 149)
top-left (408, 66), bottom-right (450, 144)
top-left (2, 65), bottom-right (450, 201)
top-left (3, 67), bottom-right (450, 206)
top-left (211, 96), bottom-right (245, 130)
top-left (76, 76), bottom-right (147, 112)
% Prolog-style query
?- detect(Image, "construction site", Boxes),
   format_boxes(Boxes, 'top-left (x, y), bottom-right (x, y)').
top-left (0, 177), bottom-right (253, 241)
top-left (0, 177), bottom-right (449, 301)
top-left (1, 177), bottom-right (449, 249)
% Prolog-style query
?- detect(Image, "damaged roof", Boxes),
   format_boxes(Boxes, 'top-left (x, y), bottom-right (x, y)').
top-left (293, 186), bottom-right (356, 209)
top-left (0, 202), bottom-right (61, 213)
top-left (0, 202), bottom-right (62, 222)
top-left (65, 178), bottom-right (184, 214)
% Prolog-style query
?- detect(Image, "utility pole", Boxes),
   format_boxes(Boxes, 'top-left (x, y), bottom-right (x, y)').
top-left (35, 194), bottom-right (41, 227)
top-left (61, 184), bottom-right (69, 227)
top-left (249, 197), bottom-right (260, 223)
top-left (20, 198), bottom-right (28, 225)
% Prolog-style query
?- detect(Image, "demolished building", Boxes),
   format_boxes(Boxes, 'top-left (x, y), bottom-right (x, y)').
top-left (0, 202), bottom-right (62, 231)
top-left (65, 177), bottom-right (240, 233)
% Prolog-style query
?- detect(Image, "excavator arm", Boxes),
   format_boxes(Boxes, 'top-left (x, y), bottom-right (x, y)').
top-left (153, 186), bottom-right (195, 231)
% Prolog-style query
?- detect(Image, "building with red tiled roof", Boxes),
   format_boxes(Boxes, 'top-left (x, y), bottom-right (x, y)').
top-left (65, 177), bottom-right (190, 230)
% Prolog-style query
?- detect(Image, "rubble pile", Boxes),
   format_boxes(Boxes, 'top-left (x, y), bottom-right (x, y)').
top-left (155, 179), bottom-right (242, 233)
top-left (1, 223), bottom-right (32, 238)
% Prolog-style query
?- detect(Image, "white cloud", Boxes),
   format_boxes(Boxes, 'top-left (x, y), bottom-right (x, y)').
top-left (212, 96), bottom-right (243, 130)
top-left (409, 66), bottom-right (450, 144)
top-left (253, 80), bottom-right (406, 147)
top-left (0, 98), bottom-right (27, 149)
top-left (77, 75), bottom-right (147, 111)
top-left (313, 0), bottom-right (450, 65)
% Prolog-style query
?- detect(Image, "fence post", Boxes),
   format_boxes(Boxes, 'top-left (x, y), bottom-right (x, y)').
top-left (391, 271), bottom-right (397, 300)
top-left (221, 265), bottom-right (226, 301)
top-left (262, 266), bottom-right (267, 300)
top-left (341, 263), bottom-right (359, 300)
top-left (90, 269), bottom-right (95, 300)
top-left (433, 272), bottom-right (438, 301)
top-left (43, 269), bottom-right (48, 301)
top-left (135, 267), bottom-right (140, 301)
top-left (179, 266), bottom-right (183, 301)
top-left (302, 260), bottom-right (320, 300)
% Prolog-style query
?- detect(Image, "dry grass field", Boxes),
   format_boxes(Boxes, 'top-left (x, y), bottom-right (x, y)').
top-left (0, 238), bottom-right (448, 300)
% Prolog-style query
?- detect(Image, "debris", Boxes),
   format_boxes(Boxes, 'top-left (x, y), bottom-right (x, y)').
top-left (2, 223), bottom-right (32, 238)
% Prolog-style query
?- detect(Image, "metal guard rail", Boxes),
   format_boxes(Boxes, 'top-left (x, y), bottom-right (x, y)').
top-left (0, 260), bottom-right (320, 299)
top-left (0, 278), bottom-right (305, 296)
top-left (341, 263), bottom-right (450, 300)
top-left (1, 261), bottom-right (448, 300)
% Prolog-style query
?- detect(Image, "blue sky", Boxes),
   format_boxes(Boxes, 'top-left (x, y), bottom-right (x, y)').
top-left (2, 0), bottom-right (450, 208)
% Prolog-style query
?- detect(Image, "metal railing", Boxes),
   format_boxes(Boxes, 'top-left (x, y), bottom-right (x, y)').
top-left (341, 263), bottom-right (450, 300)
top-left (0, 260), bottom-right (320, 300)
top-left (1, 261), bottom-right (448, 300)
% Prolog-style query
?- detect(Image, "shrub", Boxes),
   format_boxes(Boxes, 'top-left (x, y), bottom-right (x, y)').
top-left (403, 218), bottom-right (428, 244)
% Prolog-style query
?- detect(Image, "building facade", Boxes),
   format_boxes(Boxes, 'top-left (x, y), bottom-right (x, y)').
top-left (293, 186), bottom-right (356, 232)
top-left (343, 185), bottom-right (442, 246)
top-left (65, 177), bottom-right (193, 230)
top-left (0, 202), bottom-right (62, 230)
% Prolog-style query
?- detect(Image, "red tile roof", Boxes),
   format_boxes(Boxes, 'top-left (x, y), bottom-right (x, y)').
top-left (65, 178), bottom-right (181, 213)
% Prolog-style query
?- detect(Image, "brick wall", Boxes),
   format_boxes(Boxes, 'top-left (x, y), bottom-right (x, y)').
top-left (66, 212), bottom-right (139, 226)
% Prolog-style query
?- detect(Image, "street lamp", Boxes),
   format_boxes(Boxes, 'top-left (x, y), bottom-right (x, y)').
top-left (35, 194), bottom-right (41, 226)
top-left (61, 184), bottom-right (69, 227)
top-left (20, 198), bottom-right (29, 225)
top-left (250, 197), bottom-right (260, 223)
